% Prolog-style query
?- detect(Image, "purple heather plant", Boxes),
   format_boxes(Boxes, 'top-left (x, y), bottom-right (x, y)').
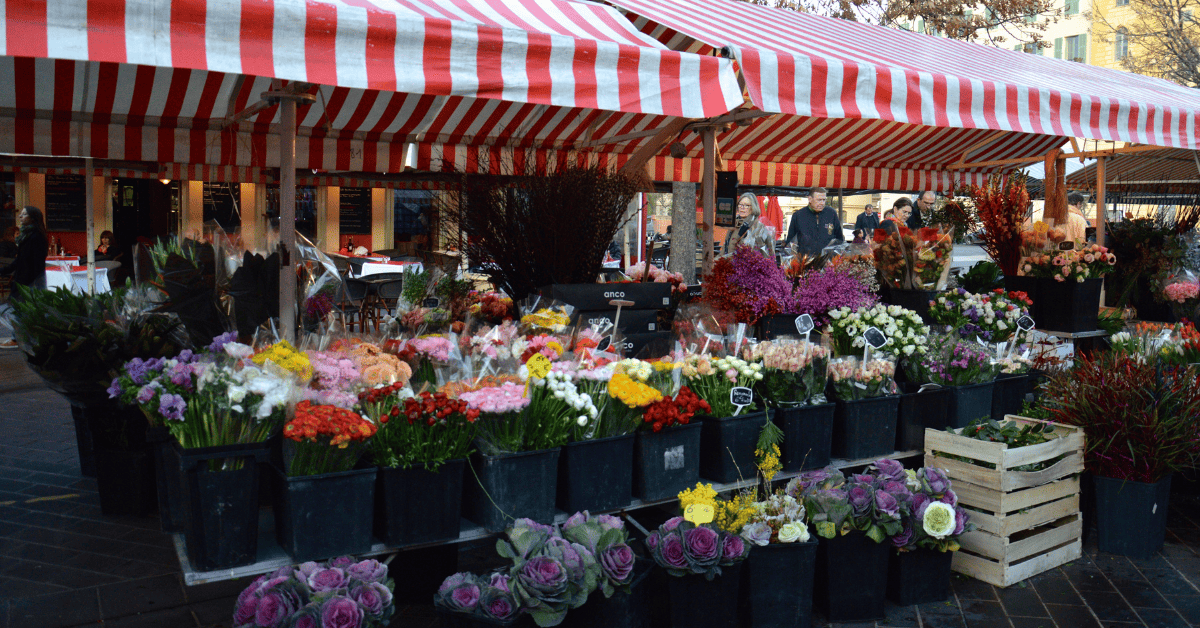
top-left (793, 266), bottom-right (879, 326)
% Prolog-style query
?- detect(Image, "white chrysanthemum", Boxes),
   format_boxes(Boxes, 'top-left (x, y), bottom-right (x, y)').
top-left (923, 502), bottom-right (956, 539)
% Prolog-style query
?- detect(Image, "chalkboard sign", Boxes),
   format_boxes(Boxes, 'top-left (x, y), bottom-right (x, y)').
top-left (422, 297), bottom-right (441, 308)
top-left (1017, 315), bottom-right (1035, 331)
top-left (863, 327), bottom-right (887, 349)
top-left (730, 386), bottom-right (754, 412)
top-left (44, 174), bottom-right (87, 231)
top-left (339, 187), bottom-right (372, 235)
top-left (794, 314), bottom-right (815, 335)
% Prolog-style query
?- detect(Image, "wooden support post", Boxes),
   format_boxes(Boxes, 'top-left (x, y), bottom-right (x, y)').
top-left (279, 97), bottom-right (298, 342)
top-left (701, 128), bottom-right (716, 276)
top-left (85, 157), bottom-right (95, 295)
top-left (670, 182), bottom-right (697, 284)
top-left (1096, 157), bottom-right (1107, 246)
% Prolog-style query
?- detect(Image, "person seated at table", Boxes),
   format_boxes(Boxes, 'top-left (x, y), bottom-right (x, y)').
top-left (1, 206), bottom-right (49, 348)
top-left (0, 226), bottom-right (17, 259)
top-left (95, 230), bottom-right (121, 261)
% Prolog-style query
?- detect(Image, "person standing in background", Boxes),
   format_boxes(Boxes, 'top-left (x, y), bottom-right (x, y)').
top-left (785, 187), bottom-right (844, 256)
top-left (854, 204), bottom-right (880, 238)
top-left (910, 191), bottom-right (935, 230)
top-left (0, 206), bottom-right (49, 348)
top-left (723, 193), bottom-right (776, 260)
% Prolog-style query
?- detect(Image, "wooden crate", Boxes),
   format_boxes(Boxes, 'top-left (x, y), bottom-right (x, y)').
top-left (924, 415), bottom-right (1085, 588)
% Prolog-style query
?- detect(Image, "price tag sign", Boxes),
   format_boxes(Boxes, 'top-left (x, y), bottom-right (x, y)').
top-left (1017, 315), bottom-right (1035, 331)
top-left (422, 297), bottom-right (441, 308)
top-left (730, 386), bottom-right (754, 415)
top-left (526, 354), bottom-right (552, 379)
top-left (794, 314), bottom-right (815, 335)
top-left (863, 327), bottom-right (887, 349)
top-left (596, 336), bottom-right (612, 353)
top-left (684, 503), bottom-right (714, 524)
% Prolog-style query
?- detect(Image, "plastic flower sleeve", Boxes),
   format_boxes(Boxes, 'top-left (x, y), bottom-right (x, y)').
top-left (516, 294), bottom-right (575, 335)
top-left (912, 225), bottom-right (955, 290)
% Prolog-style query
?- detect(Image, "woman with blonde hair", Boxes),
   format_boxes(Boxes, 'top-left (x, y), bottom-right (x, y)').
top-left (722, 192), bottom-right (776, 260)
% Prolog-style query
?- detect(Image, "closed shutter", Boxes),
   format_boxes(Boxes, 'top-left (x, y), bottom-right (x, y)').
top-left (1078, 34), bottom-right (1087, 62)
top-left (1055, 37), bottom-right (1063, 58)
top-left (1065, 0), bottom-right (1079, 15)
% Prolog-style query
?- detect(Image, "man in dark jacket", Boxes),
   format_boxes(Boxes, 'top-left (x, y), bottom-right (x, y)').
top-left (853, 204), bottom-right (880, 238)
top-left (910, 191), bottom-right (936, 230)
top-left (785, 187), bottom-right (845, 256)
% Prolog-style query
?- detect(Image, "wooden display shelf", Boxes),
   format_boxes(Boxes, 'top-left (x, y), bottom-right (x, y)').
top-left (925, 415), bottom-right (1085, 588)
top-left (173, 449), bottom-right (920, 585)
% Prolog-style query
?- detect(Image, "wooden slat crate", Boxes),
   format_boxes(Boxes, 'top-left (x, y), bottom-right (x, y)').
top-left (924, 415), bottom-right (1085, 588)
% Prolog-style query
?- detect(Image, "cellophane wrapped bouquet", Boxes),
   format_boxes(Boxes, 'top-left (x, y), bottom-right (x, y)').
top-left (828, 356), bottom-right (897, 401)
top-left (745, 339), bottom-right (830, 407)
top-left (927, 288), bottom-right (1031, 344)
top-left (828, 304), bottom-right (930, 358)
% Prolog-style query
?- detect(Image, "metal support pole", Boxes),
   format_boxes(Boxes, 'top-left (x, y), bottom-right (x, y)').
top-left (1096, 157), bottom-right (1107, 246)
top-left (85, 158), bottom-right (95, 295)
top-left (279, 98), bottom-right (298, 342)
top-left (701, 128), bottom-right (716, 276)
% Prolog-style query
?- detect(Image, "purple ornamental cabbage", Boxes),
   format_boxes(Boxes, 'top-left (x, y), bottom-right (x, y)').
top-left (682, 526), bottom-right (721, 569)
top-left (847, 484), bottom-right (874, 517)
top-left (294, 561), bottom-right (322, 583)
top-left (595, 514), bottom-right (624, 531)
top-left (290, 605), bottom-right (319, 628)
top-left (328, 556), bottom-right (355, 569)
top-left (872, 458), bottom-right (907, 483)
top-left (875, 489), bottom-right (900, 519)
top-left (351, 582), bottom-right (393, 620)
top-left (346, 559), bottom-right (388, 584)
top-left (891, 524), bottom-right (914, 549)
top-left (721, 534), bottom-right (747, 563)
top-left (233, 588), bottom-right (259, 626)
top-left (449, 583), bottom-right (481, 611)
top-left (439, 572), bottom-right (473, 594)
top-left (320, 595), bottom-right (364, 628)
top-left (600, 543), bottom-right (635, 583)
top-left (656, 532), bottom-right (689, 571)
top-left (481, 588), bottom-right (519, 621)
top-left (662, 516), bottom-right (685, 531)
top-left (517, 555), bottom-right (568, 599)
top-left (644, 532), bottom-right (660, 551)
top-left (254, 589), bottom-right (298, 628)
top-left (940, 489), bottom-right (958, 507)
top-left (489, 572), bottom-right (510, 594)
top-left (954, 508), bottom-right (969, 536)
top-left (307, 568), bottom-right (348, 592)
top-left (740, 521), bottom-right (773, 547)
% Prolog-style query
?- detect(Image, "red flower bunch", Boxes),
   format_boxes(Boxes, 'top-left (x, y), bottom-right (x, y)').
top-left (285, 401), bottom-right (376, 445)
top-left (641, 386), bottom-right (711, 432)
top-left (283, 401), bottom-right (378, 476)
top-left (402, 391), bottom-right (480, 426)
top-left (968, 173), bottom-right (1030, 277)
top-left (357, 382), bottom-right (410, 424)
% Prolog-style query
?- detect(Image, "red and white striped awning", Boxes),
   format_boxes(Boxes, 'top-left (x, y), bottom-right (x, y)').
top-left (0, 0), bottom-right (742, 173)
top-left (602, 0), bottom-right (1200, 189)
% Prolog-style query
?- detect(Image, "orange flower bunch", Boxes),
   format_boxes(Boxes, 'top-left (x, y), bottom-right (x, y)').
top-left (438, 374), bottom-right (524, 397)
top-left (968, 173), bottom-right (1030, 277)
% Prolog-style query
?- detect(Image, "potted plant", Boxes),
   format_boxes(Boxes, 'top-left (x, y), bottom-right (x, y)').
top-left (274, 401), bottom-right (378, 561)
top-left (557, 367), bottom-right (660, 513)
top-left (786, 466), bottom-right (906, 623)
top-left (112, 334), bottom-right (294, 571)
top-left (683, 353), bottom-right (767, 483)
top-left (1106, 212), bottom-right (1198, 322)
top-left (873, 460), bottom-right (973, 606)
top-left (827, 355), bottom-right (900, 459)
top-left (910, 335), bottom-right (999, 428)
top-left (1041, 350), bottom-right (1200, 559)
top-left (748, 339), bottom-right (834, 471)
top-left (436, 571), bottom-right (526, 627)
top-left (738, 490), bottom-right (818, 628)
top-left (364, 383), bottom-right (477, 547)
top-left (233, 556), bottom-right (396, 628)
top-left (646, 507), bottom-right (751, 628)
top-left (1019, 243), bottom-right (1116, 332)
top-left (631, 386), bottom-right (709, 501)
top-left (874, 225), bottom-right (955, 323)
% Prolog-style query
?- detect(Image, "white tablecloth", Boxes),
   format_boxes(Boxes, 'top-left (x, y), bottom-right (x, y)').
top-left (45, 256), bottom-right (80, 270)
top-left (45, 266), bottom-right (110, 294)
top-left (357, 261), bottom-right (424, 278)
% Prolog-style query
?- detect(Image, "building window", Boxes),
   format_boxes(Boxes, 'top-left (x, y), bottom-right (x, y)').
top-left (1114, 30), bottom-right (1129, 59)
top-left (1065, 0), bottom-right (1079, 15)
top-left (1115, 0), bottom-right (1129, 6)
top-left (1065, 34), bottom-right (1087, 62)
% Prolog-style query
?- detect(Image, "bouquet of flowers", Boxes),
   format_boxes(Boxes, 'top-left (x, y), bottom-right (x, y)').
top-left (232, 556), bottom-right (395, 628)
top-left (303, 350), bottom-right (362, 409)
top-left (252, 340), bottom-right (314, 383)
top-left (640, 387), bottom-right (710, 432)
top-left (518, 297), bottom-right (574, 335)
top-left (928, 288), bottom-right (1030, 344)
top-left (467, 291), bottom-right (516, 324)
top-left (889, 463), bottom-right (973, 552)
top-left (595, 372), bottom-right (663, 439)
top-left (435, 571), bottom-right (521, 625)
top-left (458, 382), bottom-right (533, 454)
top-left (995, 354), bottom-right (1033, 374)
top-left (681, 355), bottom-right (763, 417)
top-left (969, 172), bottom-right (1030, 277)
top-left (349, 342), bottom-right (412, 388)
top-left (746, 339), bottom-right (830, 407)
top-left (786, 466), bottom-right (907, 544)
top-left (872, 226), bottom-right (916, 290)
top-left (282, 402), bottom-right (376, 477)
top-left (496, 518), bottom-right (598, 626)
top-left (513, 334), bottom-right (567, 365)
top-left (612, 357), bottom-right (681, 397)
top-left (523, 370), bottom-right (597, 450)
top-left (560, 511), bottom-right (638, 598)
top-left (678, 482), bottom-right (758, 535)
top-left (365, 389), bottom-right (477, 470)
top-left (907, 336), bottom-right (997, 386)
top-left (1161, 271), bottom-right (1200, 321)
top-left (645, 515), bottom-right (750, 581)
top-left (1021, 243), bottom-right (1117, 283)
top-left (828, 304), bottom-right (929, 358)
top-left (397, 335), bottom-right (457, 389)
top-left (828, 356), bottom-right (896, 401)
top-left (703, 247), bottom-right (797, 325)
top-left (739, 492), bottom-right (811, 546)
top-left (911, 226), bottom-right (955, 290)
top-left (792, 265), bottom-right (878, 327)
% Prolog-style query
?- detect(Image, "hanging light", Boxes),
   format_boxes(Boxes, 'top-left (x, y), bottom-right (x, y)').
top-left (159, 178), bottom-right (171, 185)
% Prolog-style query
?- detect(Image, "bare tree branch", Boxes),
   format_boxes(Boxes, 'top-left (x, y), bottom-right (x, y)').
top-left (1092, 0), bottom-right (1200, 87)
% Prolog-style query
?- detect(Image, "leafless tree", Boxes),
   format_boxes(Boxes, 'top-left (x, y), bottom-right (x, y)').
top-left (739, 0), bottom-right (1061, 47)
top-left (1092, 0), bottom-right (1200, 87)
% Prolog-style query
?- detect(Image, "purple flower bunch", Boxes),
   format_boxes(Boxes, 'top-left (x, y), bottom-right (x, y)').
top-left (785, 464), bottom-right (909, 544)
top-left (896, 467), bottom-right (973, 552)
top-left (560, 511), bottom-right (636, 597)
top-left (910, 335), bottom-right (997, 386)
top-left (435, 572), bottom-right (520, 624)
top-left (233, 556), bottom-right (395, 628)
top-left (645, 516), bottom-right (750, 581)
top-left (107, 351), bottom-right (203, 425)
top-left (792, 266), bottom-right (878, 326)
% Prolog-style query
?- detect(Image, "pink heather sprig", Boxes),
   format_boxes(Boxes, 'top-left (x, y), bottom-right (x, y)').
top-left (406, 336), bottom-right (454, 362)
top-left (793, 266), bottom-right (878, 326)
top-left (458, 382), bottom-right (530, 414)
top-left (727, 247), bottom-right (797, 318)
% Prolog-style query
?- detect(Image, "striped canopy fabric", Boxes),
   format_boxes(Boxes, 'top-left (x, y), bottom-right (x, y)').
top-left (0, 0), bottom-right (742, 176)
top-left (607, 0), bottom-right (1200, 189)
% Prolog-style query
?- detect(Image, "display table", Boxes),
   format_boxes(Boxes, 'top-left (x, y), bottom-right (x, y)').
top-left (357, 260), bottom-right (423, 277)
top-left (45, 265), bottom-right (110, 294)
top-left (171, 448), bottom-right (919, 585)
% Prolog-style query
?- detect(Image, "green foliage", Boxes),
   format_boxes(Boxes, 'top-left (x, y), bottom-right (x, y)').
top-left (953, 417), bottom-right (1055, 448)
top-left (959, 261), bottom-right (1004, 294)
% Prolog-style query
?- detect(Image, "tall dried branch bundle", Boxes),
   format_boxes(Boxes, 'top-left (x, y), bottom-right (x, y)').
top-left (440, 165), bottom-right (641, 300)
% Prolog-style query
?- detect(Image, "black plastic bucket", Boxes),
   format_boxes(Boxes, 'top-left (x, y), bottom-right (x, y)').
top-left (832, 396), bottom-right (900, 460)
top-left (990, 373), bottom-right (1029, 421)
top-left (1093, 474), bottom-right (1172, 560)
top-left (147, 426), bottom-right (184, 533)
top-left (666, 562), bottom-right (741, 628)
top-left (632, 423), bottom-right (701, 502)
top-left (949, 381), bottom-right (995, 428)
top-left (174, 441), bottom-right (270, 572)
top-left (815, 532), bottom-right (888, 622)
top-left (699, 411), bottom-right (767, 483)
top-left (463, 448), bottom-right (560, 532)
top-left (94, 445), bottom-right (156, 517)
top-left (775, 404), bottom-right (835, 472)
top-left (557, 435), bottom-right (634, 513)
top-left (741, 540), bottom-right (818, 628)
top-left (375, 458), bottom-right (465, 547)
top-left (273, 465), bottom-right (376, 562)
top-left (895, 384), bottom-right (952, 451)
top-left (886, 548), bottom-right (953, 606)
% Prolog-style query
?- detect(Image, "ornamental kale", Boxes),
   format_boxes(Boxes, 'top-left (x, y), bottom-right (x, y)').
top-left (232, 556), bottom-right (395, 628)
top-left (785, 466), bottom-right (908, 544)
top-left (645, 516), bottom-right (750, 580)
top-left (893, 466), bottom-right (974, 552)
top-left (560, 512), bottom-right (635, 598)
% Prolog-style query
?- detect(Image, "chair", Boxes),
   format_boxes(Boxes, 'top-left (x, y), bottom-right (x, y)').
top-left (345, 257), bottom-right (367, 277)
top-left (374, 279), bottom-right (406, 321)
top-left (333, 279), bottom-right (368, 332)
top-left (650, 246), bottom-right (669, 269)
top-left (331, 256), bottom-right (351, 277)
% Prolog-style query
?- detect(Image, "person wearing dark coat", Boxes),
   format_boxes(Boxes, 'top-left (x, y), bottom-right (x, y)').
top-left (910, 191), bottom-right (936, 230)
top-left (784, 187), bottom-right (844, 256)
top-left (853, 204), bottom-right (880, 237)
top-left (1, 206), bottom-right (49, 348)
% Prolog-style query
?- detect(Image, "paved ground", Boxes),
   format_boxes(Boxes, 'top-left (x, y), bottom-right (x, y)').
top-left (1, 347), bottom-right (1199, 627)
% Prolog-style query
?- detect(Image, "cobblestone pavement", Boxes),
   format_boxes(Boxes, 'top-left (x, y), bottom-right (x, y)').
top-left (1, 350), bottom-right (1198, 627)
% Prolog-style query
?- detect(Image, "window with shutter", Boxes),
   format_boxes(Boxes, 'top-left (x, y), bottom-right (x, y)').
top-left (1065, 0), bottom-right (1079, 15)
top-left (1055, 37), bottom-right (1063, 58)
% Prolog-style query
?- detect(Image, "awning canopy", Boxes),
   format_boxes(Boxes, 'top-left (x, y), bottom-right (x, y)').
top-left (600, 0), bottom-right (1200, 190)
top-left (1066, 148), bottom-right (1200, 193)
top-left (0, 0), bottom-right (742, 178)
